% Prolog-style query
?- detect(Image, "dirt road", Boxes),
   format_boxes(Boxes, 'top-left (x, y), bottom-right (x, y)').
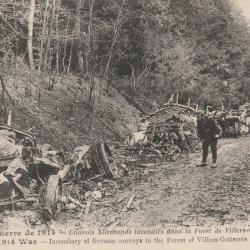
top-left (122, 136), bottom-right (250, 228)
top-left (2, 136), bottom-right (250, 231)
top-left (60, 135), bottom-right (250, 230)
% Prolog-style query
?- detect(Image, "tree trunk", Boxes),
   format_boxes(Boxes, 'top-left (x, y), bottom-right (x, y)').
top-left (105, 0), bottom-right (125, 93)
top-left (62, 12), bottom-right (71, 73)
top-left (75, 0), bottom-right (84, 72)
top-left (86, 0), bottom-right (95, 109)
top-left (55, 9), bottom-right (59, 73)
top-left (67, 26), bottom-right (75, 74)
top-left (41, 0), bottom-right (56, 72)
top-left (27, 0), bottom-right (35, 70)
top-left (38, 0), bottom-right (49, 73)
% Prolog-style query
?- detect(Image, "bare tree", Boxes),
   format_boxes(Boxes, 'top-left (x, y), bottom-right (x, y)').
top-left (104, 0), bottom-right (126, 93)
top-left (27, 0), bottom-right (35, 70)
top-left (129, 58), bottom-right (151, 92)
top-left (41, 0), bottom-right (56, 72)
top-left (75, 0), bottom-right (84, 72)
top-left (62, 12), bottom-right (71, 73)
top-left (67, 25), bottom-right (75, 74)
top-left (38, 0), bottom-right (49, 73)
top-left (86, 0), bottom-right (95, 109)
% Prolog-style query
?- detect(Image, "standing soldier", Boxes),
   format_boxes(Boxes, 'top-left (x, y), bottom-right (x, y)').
top-left (196, 110), bottom-right (222, 168)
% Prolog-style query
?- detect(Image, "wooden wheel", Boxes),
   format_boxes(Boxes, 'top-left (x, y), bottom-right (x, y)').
top-left (41, 175), bottom-right (62, 218)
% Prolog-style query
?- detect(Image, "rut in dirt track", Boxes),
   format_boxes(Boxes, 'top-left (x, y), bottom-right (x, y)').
top-left (41, 136), bottom-right (250, 230)
top-left (120, 136), bottom-right (250, 228)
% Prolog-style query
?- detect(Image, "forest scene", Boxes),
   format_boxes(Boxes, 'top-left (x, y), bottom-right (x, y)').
top-left (1, 0), bottom-right (250, 244)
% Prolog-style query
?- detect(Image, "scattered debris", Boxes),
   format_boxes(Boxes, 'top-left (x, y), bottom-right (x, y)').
top-left (0, 125), bottom-right (63, 218)
top-left (0, 103), bottom-right (202, 222)
top-left (84, 192), bottom-right (92, 215)
top-left (122, 103), bottom-right (198, 165)
top-left (127, 195), bottom-right (136, 210)
top-left (67, 195), bottom-right (85, 209)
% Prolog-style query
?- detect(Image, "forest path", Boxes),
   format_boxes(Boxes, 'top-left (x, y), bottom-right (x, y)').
top-left (3, 136), bottom-right (250, 231)
top-left (121, 136), bottom-right (250, 228)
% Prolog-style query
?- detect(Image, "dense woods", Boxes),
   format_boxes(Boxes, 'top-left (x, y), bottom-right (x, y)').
top-left (1, 0), bottom-right (250, 112)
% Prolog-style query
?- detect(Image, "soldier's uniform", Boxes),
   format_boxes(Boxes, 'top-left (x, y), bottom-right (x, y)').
top-left (197, 111), bottom-right (222, 168)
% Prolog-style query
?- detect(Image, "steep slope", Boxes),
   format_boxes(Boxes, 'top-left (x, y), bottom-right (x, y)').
top-left (0, 60), bottom-right (140, 150)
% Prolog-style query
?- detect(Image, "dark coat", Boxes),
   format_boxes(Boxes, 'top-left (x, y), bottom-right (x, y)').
top-left (197, 117), bottom-right (222, 139)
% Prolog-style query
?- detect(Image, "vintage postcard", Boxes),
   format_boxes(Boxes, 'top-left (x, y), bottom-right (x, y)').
top-left (1, 0), bottom-right (250, 250)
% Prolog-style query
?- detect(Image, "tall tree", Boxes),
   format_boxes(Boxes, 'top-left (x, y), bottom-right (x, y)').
top-left (27, 0), bottom-right (35, 70)
top-left (75, 0), bottom-right (84, 72)
top-left (86, 0), bottom-right (95, 109)
top-left (104, 0), bottom-right (126, 93)
top-left (38, 0), bottom-right (50, 73)
top-left (41, 0), bottom-right (56, 72)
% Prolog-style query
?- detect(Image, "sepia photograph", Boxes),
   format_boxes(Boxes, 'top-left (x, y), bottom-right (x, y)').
top-left (1, 0), bottom-right (250, 249)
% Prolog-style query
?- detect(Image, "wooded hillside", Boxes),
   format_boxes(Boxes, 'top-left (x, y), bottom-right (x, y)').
top-left (1, 0), bottom-right (250, 116)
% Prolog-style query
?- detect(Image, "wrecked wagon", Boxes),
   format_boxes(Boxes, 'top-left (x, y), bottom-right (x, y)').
top-left (0, 125), bottom-right (63, 217)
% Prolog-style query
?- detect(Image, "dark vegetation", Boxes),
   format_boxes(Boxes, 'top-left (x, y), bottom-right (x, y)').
top-left (0, 0), bottom-right (250, 146)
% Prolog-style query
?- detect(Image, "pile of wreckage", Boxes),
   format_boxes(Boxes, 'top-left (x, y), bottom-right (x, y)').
top-left (210, 110), bottom-right (242, 137)
top-left (208, 108), bottom-right (249, 137)
top-left (4, 101), bottom-right (250, 222)
top-left (0, 104), bottom-right (199, 220)
top-left (123, 103), bottom-right (199, 163)
top-left (0, 102), bottom-right (202, 219)
top-left (122, 103), bottom-right (250, 165)
top-left (6, 102), bottom-right (248, 220)
top-left (0, 113), bottom-right (127, 219)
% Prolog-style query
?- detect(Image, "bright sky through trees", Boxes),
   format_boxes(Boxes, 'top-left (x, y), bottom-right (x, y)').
top-left (237, 0), bottom-right (250, 21)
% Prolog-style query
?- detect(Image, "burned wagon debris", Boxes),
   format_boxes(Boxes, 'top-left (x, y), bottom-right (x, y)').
top-left (123, 103), bottom-right (199, 164)
top-left (2, 103), bottom-right (234, 220)
top-left (69, 142), bottom-right (128, 181)
top-left (209, 110), bottom-right (243, 137)
top-left (0, 124), bottom-right (63, 218)
top-left (0, 101), bottom-right (130, 218)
